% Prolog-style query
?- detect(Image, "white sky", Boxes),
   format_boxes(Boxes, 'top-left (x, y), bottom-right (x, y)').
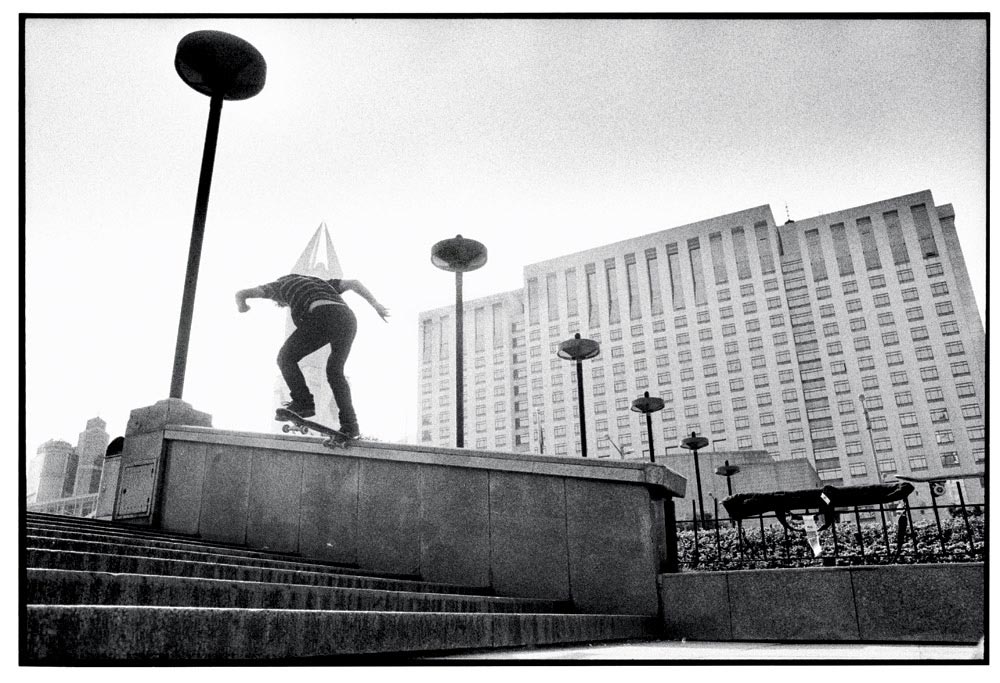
top-left (22, 16), bottom-right (987, 456)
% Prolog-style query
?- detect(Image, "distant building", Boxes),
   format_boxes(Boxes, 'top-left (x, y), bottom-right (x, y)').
top-left (27, 416), bottom-right (110, 518)
top-left (417, 190), bottom-right (985, 494)
top-left (272, 222), bottom-right (345, 430)
top-left (28, 440), bottom-right (77, 504)
top-left (71, 417), bottom-right (109, 496)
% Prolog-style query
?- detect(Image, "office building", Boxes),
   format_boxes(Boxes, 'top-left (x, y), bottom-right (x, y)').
top-left (417, 190), bottom-right (985, 494)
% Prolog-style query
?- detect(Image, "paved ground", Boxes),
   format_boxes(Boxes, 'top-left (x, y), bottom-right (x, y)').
top-left (421, 639), bottom-right (985, 661)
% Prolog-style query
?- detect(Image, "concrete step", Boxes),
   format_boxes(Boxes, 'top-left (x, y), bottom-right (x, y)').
top-left (27, 548), bottom-right (491, 596)
top-left (25, 533), bottom-right (421, 581)
top-left (25, 519), bottom-right (387, 574)
top-left (26, 605), bottom-right (660, 662)
top-left (27, 569), bottom-right (570, 614)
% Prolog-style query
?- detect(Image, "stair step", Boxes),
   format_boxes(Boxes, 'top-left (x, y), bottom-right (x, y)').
top-left (27, 548), bottom-right (491, 596)
top-left (27, 569), bottom-right (571, 614)
top-left (25, 520), bottom-right (380, 574)
top-left (26, 605), bottom-right (660, 661)
top-left (26, 534), bottom-right (419, 581)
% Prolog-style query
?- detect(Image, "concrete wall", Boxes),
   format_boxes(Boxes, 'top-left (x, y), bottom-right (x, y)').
top-left (659, 563), bottom-right (984, 643)
top-left (151, 425), bottom-right (686, 616)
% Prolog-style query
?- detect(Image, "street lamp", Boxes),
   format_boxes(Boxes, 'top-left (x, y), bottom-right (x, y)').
top-left (631, 391), bottom-right (665, 463)
top-left (431, 235), bottom-right (488, 448)
top-left (715, 460), bottom-right (741, 497)
top-left (681, 431), bottom-right (710, 527)
top-left (169, 30), bottom-right (266, 399)
top-left (557, 333), bottom-right (600, 458)
top-left (859, 393), bottom-right (884, 483)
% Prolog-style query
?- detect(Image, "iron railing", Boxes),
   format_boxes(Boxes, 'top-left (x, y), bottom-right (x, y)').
top-left (672, 493), bottom-right (984, 571)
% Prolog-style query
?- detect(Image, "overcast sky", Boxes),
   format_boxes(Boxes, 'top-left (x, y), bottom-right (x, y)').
top-left (22, 16), bottom-right (987, 455)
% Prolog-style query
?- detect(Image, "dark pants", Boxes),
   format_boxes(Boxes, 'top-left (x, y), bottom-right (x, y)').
top-left (277, 304), bottom-right (358, 431)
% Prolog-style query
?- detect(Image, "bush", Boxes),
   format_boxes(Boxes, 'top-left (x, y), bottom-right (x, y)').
top-left (675, 513), bottom-right (984, 571)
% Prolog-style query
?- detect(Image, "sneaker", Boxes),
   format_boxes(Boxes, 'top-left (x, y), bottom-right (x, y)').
top-left (338, 425), bottom-right (360, 439)
top-left (276, 400), bottom-right (315, 420)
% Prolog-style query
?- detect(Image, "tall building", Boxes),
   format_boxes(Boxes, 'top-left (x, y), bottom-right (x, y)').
top-left (272, 222), bottom-right (344, 430)
top-left (28, 440), bottom-right (77, 504)
top-left (417, 190), bottom-right (985, 496)
top-left (71, 417), bottom-right (109, 496)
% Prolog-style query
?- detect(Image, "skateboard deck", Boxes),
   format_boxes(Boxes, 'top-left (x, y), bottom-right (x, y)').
top-left (276, 408), bottom-right (355, 449)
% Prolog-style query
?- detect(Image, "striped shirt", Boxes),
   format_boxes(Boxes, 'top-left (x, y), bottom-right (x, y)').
top-left (258, 275), bottom-right (347, 326)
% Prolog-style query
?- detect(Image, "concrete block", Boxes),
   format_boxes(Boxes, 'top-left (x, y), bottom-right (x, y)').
top-left (246, 449), bottom-right (303, 554)
top-left (159, 441), bottom-right (207, 535)
top-left (198, 444), bottom-right (252, 545)
top-left (357, 459), bottom-right (421, 575)
top-left (298, 453), bottom-right (360, 564)
top-left (659, 572), bottom-right (732, 640)
top-left (852, 563), bottom-right (984, 643)
top-left (565, 479), bottom-right (659, 615)
top-left (418, 465), bottom-right (490, 587)
top-left (489, 471), bottom-right (570, 601)
top-left (125, 399), bottom-right (212, 436)
top-left (728, 567), bottom-right (859, 641)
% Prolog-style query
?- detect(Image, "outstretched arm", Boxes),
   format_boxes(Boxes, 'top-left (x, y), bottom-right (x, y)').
top-left (235, 286), bottom-right (268, 313)
top-left (340, 279), bottom-right (390, 322)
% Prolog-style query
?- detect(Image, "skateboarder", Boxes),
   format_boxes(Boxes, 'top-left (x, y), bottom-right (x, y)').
top-left (235, 274), bottom-right (389, 437)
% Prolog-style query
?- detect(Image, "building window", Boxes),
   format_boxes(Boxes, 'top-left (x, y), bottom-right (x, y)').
top-left (935, 301), bottom-right (955, 317)
top-left (911, 326), bottom-right (929, 342)
top-left (935, 430), bottom-right (954, 445)
top-left (951, 361), bottom-right (970, 376)
top-left (968, 426), bottom-right (985, 441)
top-left (895, 391), bottom-right (912, 406)
top-left (908, 456), bottom-right (928, 471)
top-left (956, 382), bottom-right (975, 398)
top-left (882, 331), bottom-right (899, 346)
top-left (925, 387), bottom-right (945, 403)
top-left (854, 337), bottom-right (871, 351)
top-left (961, 403), bottom-right (982, 419)
top-left (886, 351), bottom-right (904, 365)
top-left (903, 434), bottom-right (923, 449)
top-left (940, 320), bottom-right (960, 336)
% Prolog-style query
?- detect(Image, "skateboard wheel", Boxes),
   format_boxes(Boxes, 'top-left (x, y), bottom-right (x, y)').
top-left (282, 425), bottom-right (291, 433)
top-left (300, 426), bottom-right (308, 434)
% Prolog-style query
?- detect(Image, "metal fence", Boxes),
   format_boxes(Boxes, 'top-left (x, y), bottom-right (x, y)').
top-left (673, 492), bottom-right (985, 571)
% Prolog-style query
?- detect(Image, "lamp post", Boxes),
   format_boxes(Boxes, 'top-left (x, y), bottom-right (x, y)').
top-left (557, 333), bottom-right (600, 458)
top-left (681, 431), bottom-right (710, 528)
top-left (431, 235), bottom-right (488, 448)
top-left (715, 460), bottom-right (740, 497)
top-left (169, 31), bottom-right (266, 399)
top-left (631, 391), bottom-right (665, 463)
top-left (859, 393), bottom-right (884, 483)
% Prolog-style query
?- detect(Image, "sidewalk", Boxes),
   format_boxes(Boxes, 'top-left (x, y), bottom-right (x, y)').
top-left (421, 639), bottom-right (985, 661)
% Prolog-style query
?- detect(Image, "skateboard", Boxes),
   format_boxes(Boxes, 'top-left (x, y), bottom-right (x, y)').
top-left (276, 408), bottom-right (355, 449)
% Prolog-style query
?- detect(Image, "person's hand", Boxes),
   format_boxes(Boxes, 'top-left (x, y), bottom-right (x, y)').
top-left (375, 304), bottom-right (390, 322)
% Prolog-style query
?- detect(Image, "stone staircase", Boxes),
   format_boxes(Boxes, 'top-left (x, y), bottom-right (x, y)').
top-left (24, 512), bottom-right (661, 662)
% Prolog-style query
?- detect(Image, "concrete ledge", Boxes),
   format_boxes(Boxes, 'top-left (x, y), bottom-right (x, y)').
top-left (162, 426), bottom-right (686, 497)
top-left (660, 563), bottom-right (984, 644)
